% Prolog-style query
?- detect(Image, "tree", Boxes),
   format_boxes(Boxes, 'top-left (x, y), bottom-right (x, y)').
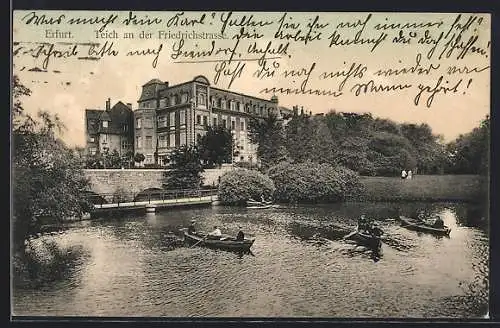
top-left (163, 145), bottom-right (204, 190)
top-left (134, 153), bottom-right (145, 166)
top-left (197, 125), bottom-right (232, 168)
top-left (105, 149), bottom-right (121, 168)
top-left (12, 76), bottom-right (93, 252)
top-left (446, 115), bottom-right (490, 175)
top-left (248, 113), bottom-right (288, 170)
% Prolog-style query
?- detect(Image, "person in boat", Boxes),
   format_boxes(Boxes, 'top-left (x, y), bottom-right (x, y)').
top-left (207, 226), bottom-right (222, 240)
top-left (401, 169), bottom-right (407, 179)
top-left (261, 194), bottom-right (266, 203)
top-left (236, 227), bottom-right (245, 241)
top-left (358, 215), bottom-right (369, 233)
top-left (432, 216), bottom-right (445, 229)
top-left (187, 220), bottom-right (196, 235)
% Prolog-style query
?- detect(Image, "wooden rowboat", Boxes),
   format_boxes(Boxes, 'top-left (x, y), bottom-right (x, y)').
top-left (246, 199), bottom-right (273, 209)
top-left (344, 230), bottom-right (382, 249)
top-left (184, 231), bottom-right (255, 252)
top-left (398, 216), bottom-right (451, 236)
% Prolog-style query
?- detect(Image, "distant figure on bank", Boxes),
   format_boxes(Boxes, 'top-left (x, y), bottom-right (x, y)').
top-left (401, 170), bottom-right (407, 179)
top-left (236, 227), bottom-right (245, 241)
top-left (261, 194), bottom-right (266, 203)
top-left (407, 170), bottom-right (413, 180)
top-left (187, 220), bottom-right (196, 234)
top-left (208, 226), bottom-right (222, 240)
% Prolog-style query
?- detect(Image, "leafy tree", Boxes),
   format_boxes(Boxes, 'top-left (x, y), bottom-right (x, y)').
top-left (12, 76), bottom-right (93, 252)
top-left (446, 115), bottom-right (489, 175)
top-left (105, 149), bottom-right (121, 168)
top-left (163, 145), bottom-right (204, 190)
top-left (134, 152), bottom-right (145, 165)
top-left (248, 113), bottom-right (288, 170)
top-left (197, 125), bottom-right (232, 168)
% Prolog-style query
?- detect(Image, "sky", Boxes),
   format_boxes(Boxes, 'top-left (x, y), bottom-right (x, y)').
top-left (12, 11), bottom-right (491, 147)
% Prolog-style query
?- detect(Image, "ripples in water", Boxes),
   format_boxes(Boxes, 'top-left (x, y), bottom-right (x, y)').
top-left (13, 202), bottom-right (488, 318)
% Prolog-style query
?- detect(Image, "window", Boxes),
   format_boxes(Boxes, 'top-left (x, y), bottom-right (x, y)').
top-left (169, 112), bottom-right (175, 128)
top-left (211, 97), bottom-right (217, 107)
top-left (102, 121), bottom-right (108, 128)
top-left (146, 155), bottom-right (153, 163)
top-left (221, 99), bottom-right (227, 109)
top-left (222, 118), bottom-right (227, 129)
top-left (231, 119), bottom-right (236, 130)
top-left (181, 93), bottom-right (188, 103)
top-left (240, 120), bottom-right (245, 131)
top-left (90, 147), bottom-right (97, 155)
top-left (158, 115), bottom-right (167, 128)
top-left (101, 134), bottom-right (108, 143)
top-left (198, 93), bottom-right (206, 106)
top-left (136, 118), bottom-right (142, 129)
top-left (213, 117), bottom-right (217, 126)
top-left (239, 103), bottom-right (244, 112)
top-left (136, 136), bottom-right (142, 148)
top-left (180, 134), bottom-right (186, 146)
top-left (159, 135), bottom-right (167, 148)
top-left (89, 137), bottom-right (95, 142)
top-left (196, 115), bottom-right (201, 125)
top-left (196, 133), bottom-right (202, 143)
top-left (144, 118), bottom-right (153, 128)
top-left (203, 116), bottom-right (208, 126)
top-left (160, 98), bottom-right (167, 108)
top-left (230, 101), bottom-right (236, 111)
top-left (123, 124), bottom-right (128, 132)
top-left (180, 110), bottom-right (185, 125)
top-left (145, 136), bottom-right (153, 149)
top-left (169, 133), bottom-right (175, 147)
top-left (170, 96), bottom-right (176, 106)
top-left (121, 139), bottom-right (130, 149)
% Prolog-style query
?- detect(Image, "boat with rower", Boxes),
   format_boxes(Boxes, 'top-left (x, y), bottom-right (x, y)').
top-left (343, 229), bottom-right (382, 249)
top-left (183, 231), bottom-right (255, 252)
top-left (398, 216), bottom-right (451, 236)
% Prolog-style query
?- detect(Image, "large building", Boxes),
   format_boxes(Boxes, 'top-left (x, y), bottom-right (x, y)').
top-left (85, 75), bottom-right (295, 166)
top-left (134, 75), bottom-right (293, 166)
top-left (84, 99), bottom-right (134, 157)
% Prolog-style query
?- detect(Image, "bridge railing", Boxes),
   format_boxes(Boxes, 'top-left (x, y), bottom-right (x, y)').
top-left (88, 188), bottom-right (219, 208)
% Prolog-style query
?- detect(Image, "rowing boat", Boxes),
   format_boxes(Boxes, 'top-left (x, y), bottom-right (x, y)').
top-left (398, 216), bottom-right (451, 236)
top-left (184, 231), bottom-right (255, 252)
top-left (246, 199), bottom-right (273, 209)
top-left (343, 230), bottom-right (382, 249)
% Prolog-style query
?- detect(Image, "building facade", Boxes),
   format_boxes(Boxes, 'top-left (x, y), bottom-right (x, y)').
top-left (135, 75), bottom-right (294, 166)
top-left (85, 99), bottom-right (134, 157)
top-left (85, 76), bottom-right (295, 167)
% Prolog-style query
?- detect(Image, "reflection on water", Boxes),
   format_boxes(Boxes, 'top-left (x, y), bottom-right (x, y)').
top-left (12, 202), bottom-right (488, 318)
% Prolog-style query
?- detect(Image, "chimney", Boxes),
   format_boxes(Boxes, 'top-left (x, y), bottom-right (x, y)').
top-left (126, 103), bottom-right (132, 109)
top-left (106, 98), bottom-right (111, 111)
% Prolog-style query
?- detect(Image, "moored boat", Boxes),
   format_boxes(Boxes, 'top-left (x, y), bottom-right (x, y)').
top-left (398, 216), bottom-right (451, 236)
top-left (246, 199), bottom-right (273, 209)
top-left (184, 231), bottom-right (255, 252)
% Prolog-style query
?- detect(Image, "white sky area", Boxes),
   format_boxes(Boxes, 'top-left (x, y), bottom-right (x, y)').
top-left (12, 11), bottom-right (490, 147)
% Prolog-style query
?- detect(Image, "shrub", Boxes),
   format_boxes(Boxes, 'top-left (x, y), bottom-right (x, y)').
top-left (267, 161), bottom-right (365, 203)
top-left (218, 168), bottom-right (275, 205)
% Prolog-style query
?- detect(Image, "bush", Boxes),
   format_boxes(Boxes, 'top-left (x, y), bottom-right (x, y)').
top-left (267, 161), bottom-right (365, 203)
top-left (13, 240), bottom-right (88, 289)
top-left (218, 168), bottom-right (275, 205)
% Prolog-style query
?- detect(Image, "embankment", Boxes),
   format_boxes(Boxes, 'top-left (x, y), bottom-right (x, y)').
top-left (358, 175), bottom-right (488, 203)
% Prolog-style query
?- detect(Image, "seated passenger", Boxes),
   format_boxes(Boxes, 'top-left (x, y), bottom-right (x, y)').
top-left (187, 220), bottom-right (196, 234)
top-left (236, 227), bottom-right (245, 241)
top-left (433, 216), bottom-right (445, 229)
top-left (207, 226), bottom-right (222, 240)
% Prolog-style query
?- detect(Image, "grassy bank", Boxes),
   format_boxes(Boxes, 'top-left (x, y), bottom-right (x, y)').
top-left (358, 175), bottom-right (488, 203)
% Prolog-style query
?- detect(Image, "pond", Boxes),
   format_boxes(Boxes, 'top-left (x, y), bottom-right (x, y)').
top-left (12, 201), bottom-right (489, 318)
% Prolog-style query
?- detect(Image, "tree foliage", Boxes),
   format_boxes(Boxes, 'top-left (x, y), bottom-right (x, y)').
top-left (446, 115), bottom-right (490, 175)
top-left (12, 76), bottom-right (93, 252)
top-left (218, 169), bottom-right (275, 205)
top-left (162, 145), bottom-right (204, 189)
top-left (267, 161), bottom-right (365, 203)
top-left (248, 113), bottom-right (288, 170)
top-left (197, 125), bottom-right (232, 168)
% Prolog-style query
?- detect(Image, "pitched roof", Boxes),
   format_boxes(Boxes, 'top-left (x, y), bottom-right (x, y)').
top-left (143, 78), bottom-right (163, 86)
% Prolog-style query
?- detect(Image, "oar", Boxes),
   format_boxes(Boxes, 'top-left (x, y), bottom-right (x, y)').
top-left (191, 236), bottom-right (207, 248)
